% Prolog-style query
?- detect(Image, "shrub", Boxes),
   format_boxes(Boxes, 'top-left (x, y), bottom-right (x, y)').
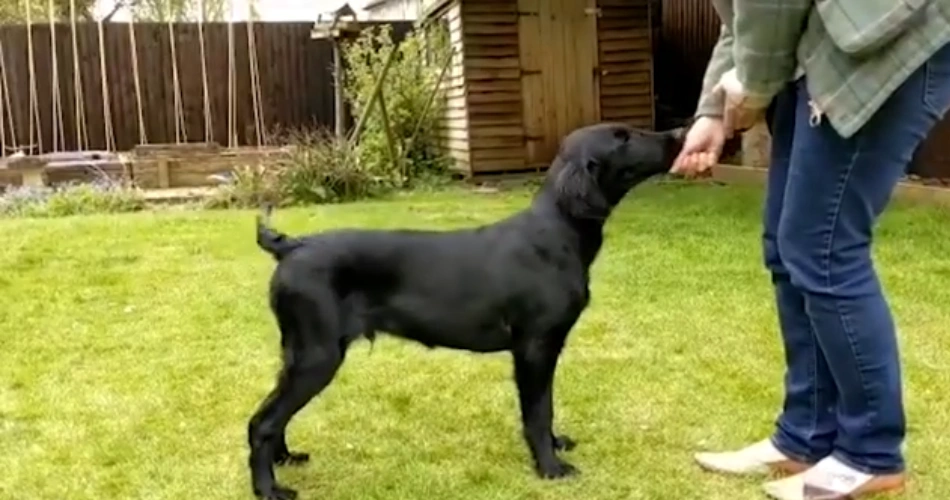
top-left (207, 23), bottom-right (454, 210)
top-left (202, 163), bottom-right (281, 210)
top-left (0, 179), bottom-right (146, 218)
top-left (205, 128), bottom-right (399, 209)
top-left (277, 128), bottom-right (396, 204)
top-left (343, 23), bottom-right (452, 184)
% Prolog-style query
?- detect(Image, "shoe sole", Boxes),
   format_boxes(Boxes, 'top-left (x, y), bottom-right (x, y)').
top-left (801, 478), bottom-right (906, 500)
top-left (764, 474), bottom-right (907, 500)
top-left (694, 457), bottom-right (811, 478)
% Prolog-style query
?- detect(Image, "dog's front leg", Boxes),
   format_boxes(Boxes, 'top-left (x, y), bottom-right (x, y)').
top-left (513, 339), bottom-right (576, 479)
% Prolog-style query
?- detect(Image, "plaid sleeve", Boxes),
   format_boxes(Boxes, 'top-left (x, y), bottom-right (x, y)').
top-left (732, 0), bottom-right (812, 102)
top-left (695, 24), bottom-right (734, 118)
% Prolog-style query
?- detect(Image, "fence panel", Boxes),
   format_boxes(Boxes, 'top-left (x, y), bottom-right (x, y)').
top-left (0, 21), bottom-right (413, 156)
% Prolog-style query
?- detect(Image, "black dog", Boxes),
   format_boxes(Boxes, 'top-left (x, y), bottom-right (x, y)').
top-left (246, 122), bottom-right (684, 499)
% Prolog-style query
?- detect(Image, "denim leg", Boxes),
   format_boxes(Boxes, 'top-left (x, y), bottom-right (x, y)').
top-left (762, 83), bottom-right (838, 464)
top-left (777, 42), bottom-right (950, 474)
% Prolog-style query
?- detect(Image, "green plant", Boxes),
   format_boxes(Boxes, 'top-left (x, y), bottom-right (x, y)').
top-left (205, 128), bottom-right (398, 209)
top-left (0, 180), bottom-right (146, 218)
top-left (203, 163), bottom-right (281, 210)
top-left (343, 23), bottom-right (452, 185)
top-left (278, 128), bottom-right (396, 204)
top-left (206, 25), bottom-right (454, 211)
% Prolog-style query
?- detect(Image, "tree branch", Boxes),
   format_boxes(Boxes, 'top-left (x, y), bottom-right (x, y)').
top-left (103, 0), bottom-right (139, 21)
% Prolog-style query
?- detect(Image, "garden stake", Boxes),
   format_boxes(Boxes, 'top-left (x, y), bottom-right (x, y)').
top-left (347, 48), bottom-right (398, 145)
top-left (377, 90), bottom-right (401, 181)
top-left (402, 46), bottom-right (455, 183)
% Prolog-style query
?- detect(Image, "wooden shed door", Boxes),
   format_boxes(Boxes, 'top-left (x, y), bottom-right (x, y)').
top-left (519, 0), bottom-right (600, 167)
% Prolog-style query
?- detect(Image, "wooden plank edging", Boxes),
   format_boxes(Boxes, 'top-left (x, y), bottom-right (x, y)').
top-left (712, 163), bottom-right (950, 206)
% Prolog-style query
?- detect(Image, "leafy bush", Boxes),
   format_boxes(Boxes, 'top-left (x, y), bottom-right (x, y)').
top-left (203, 163), bottom-right (281, 210)
top-left (278, 128), bottom-right (396, 203)
top-left (343, 23), bottom-right (452, 184)
top-left (207, 23), bottom-right (454, 210)
top-left (205, 128), bottom-right (398, 209)
top-left (0, 179), bottom-right (146, 218)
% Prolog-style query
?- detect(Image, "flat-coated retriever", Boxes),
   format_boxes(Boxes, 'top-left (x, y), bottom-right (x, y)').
top-left (246, 122), bottom-right (684, 499)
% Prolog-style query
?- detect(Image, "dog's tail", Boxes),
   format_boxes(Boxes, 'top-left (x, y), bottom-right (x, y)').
top-left (256, 204), bottom-right (303, 261)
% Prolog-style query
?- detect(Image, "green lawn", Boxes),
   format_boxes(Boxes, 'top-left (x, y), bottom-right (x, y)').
top-left (2, 180), bottom-right (949, 500)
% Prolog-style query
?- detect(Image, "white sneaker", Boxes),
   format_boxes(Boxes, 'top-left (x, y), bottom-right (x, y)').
top-left (694, 438), bottom-right (811, 476)
top-left (762, 455), bottom-right (906, 500)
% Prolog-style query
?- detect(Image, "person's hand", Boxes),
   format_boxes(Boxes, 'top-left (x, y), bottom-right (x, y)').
top-left (670, 116), bottom-right (726, 177)
top-left (714, 68), bottom-right (769, 137)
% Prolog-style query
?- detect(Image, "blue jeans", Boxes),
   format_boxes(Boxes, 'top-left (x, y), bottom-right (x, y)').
top-left (763, 42), bottom-right (950, 475)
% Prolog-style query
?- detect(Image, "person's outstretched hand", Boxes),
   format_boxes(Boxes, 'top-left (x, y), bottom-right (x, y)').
top-left (670, 116), bottom-right (726, 177)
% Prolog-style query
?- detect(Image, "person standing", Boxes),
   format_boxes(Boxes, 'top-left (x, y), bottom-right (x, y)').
top-left (670, 1), bottom-right (950, 499)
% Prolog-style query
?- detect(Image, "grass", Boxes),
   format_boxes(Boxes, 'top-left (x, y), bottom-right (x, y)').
top-left (2, 180), bottom-right (950, 500)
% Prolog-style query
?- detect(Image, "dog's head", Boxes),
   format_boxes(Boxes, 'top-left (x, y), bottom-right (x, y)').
top-left (544, 122), bottom-right (685, 220)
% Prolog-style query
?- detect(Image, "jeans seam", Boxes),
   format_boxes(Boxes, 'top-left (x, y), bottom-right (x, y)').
top-left (820, 153), bottom-right (850, 291)
top-left (808, 336), bottom-right (819, 445)
top-left (826, 143), bottom-right (876, 455)
top-left (922, 57), bottom-right (942, 118)
top-left (922, 58), bottom-right (932, 113)
top-left (836, 305), bottom-right (874, 433)
top-left (922, 45), bottom-right (950, 119)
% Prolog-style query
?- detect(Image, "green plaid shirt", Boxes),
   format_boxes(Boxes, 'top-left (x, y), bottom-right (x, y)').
top-left (696, 0), bottom-right (950, 138)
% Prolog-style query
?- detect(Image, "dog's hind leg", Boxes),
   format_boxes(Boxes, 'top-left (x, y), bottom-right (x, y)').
top-left (512, 327), bottom-right (577, 479)
top-left (248, 343), bottom-right (344, 500)
top-left (248, 384), bottom-right (310, 467)
top-left (273, 432), bottom-right (310, 466)
top-left (248, 291), bottom-right (348, 500)
top-left (553, 434), bottom-right (577, 452)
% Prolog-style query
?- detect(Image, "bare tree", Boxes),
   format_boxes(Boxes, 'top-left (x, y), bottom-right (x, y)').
top-left (101, 0), bottom-right (126, 21)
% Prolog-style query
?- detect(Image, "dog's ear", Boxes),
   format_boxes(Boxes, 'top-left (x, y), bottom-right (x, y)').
top-left (612, 125), bottom-right (631, 144)
top-left (553, 157), bottom-right (610, 220)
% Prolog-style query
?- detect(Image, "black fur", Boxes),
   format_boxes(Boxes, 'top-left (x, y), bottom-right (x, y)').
top-left (246, 122), bottom-right (685, 500)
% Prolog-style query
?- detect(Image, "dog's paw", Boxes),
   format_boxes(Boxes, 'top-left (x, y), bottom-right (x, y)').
top-left (553, 434), bottom-right (577, 452)
top-left (256, 485), bottom-right (298, 500)
top-left (537, 459), bottom-right (579, 479)
top-left (274, 451), bottom-right (310, 466)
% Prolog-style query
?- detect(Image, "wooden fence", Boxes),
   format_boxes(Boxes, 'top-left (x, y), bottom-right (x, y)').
top-left (0, 21), bottom-right (413, 156)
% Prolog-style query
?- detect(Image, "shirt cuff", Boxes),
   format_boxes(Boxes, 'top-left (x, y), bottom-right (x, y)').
top-left (695, 90), bottom-right (725, 118)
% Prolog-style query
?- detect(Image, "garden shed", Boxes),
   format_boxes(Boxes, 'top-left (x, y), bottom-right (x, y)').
top-left (420, 0), bottom-right (655, 175)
